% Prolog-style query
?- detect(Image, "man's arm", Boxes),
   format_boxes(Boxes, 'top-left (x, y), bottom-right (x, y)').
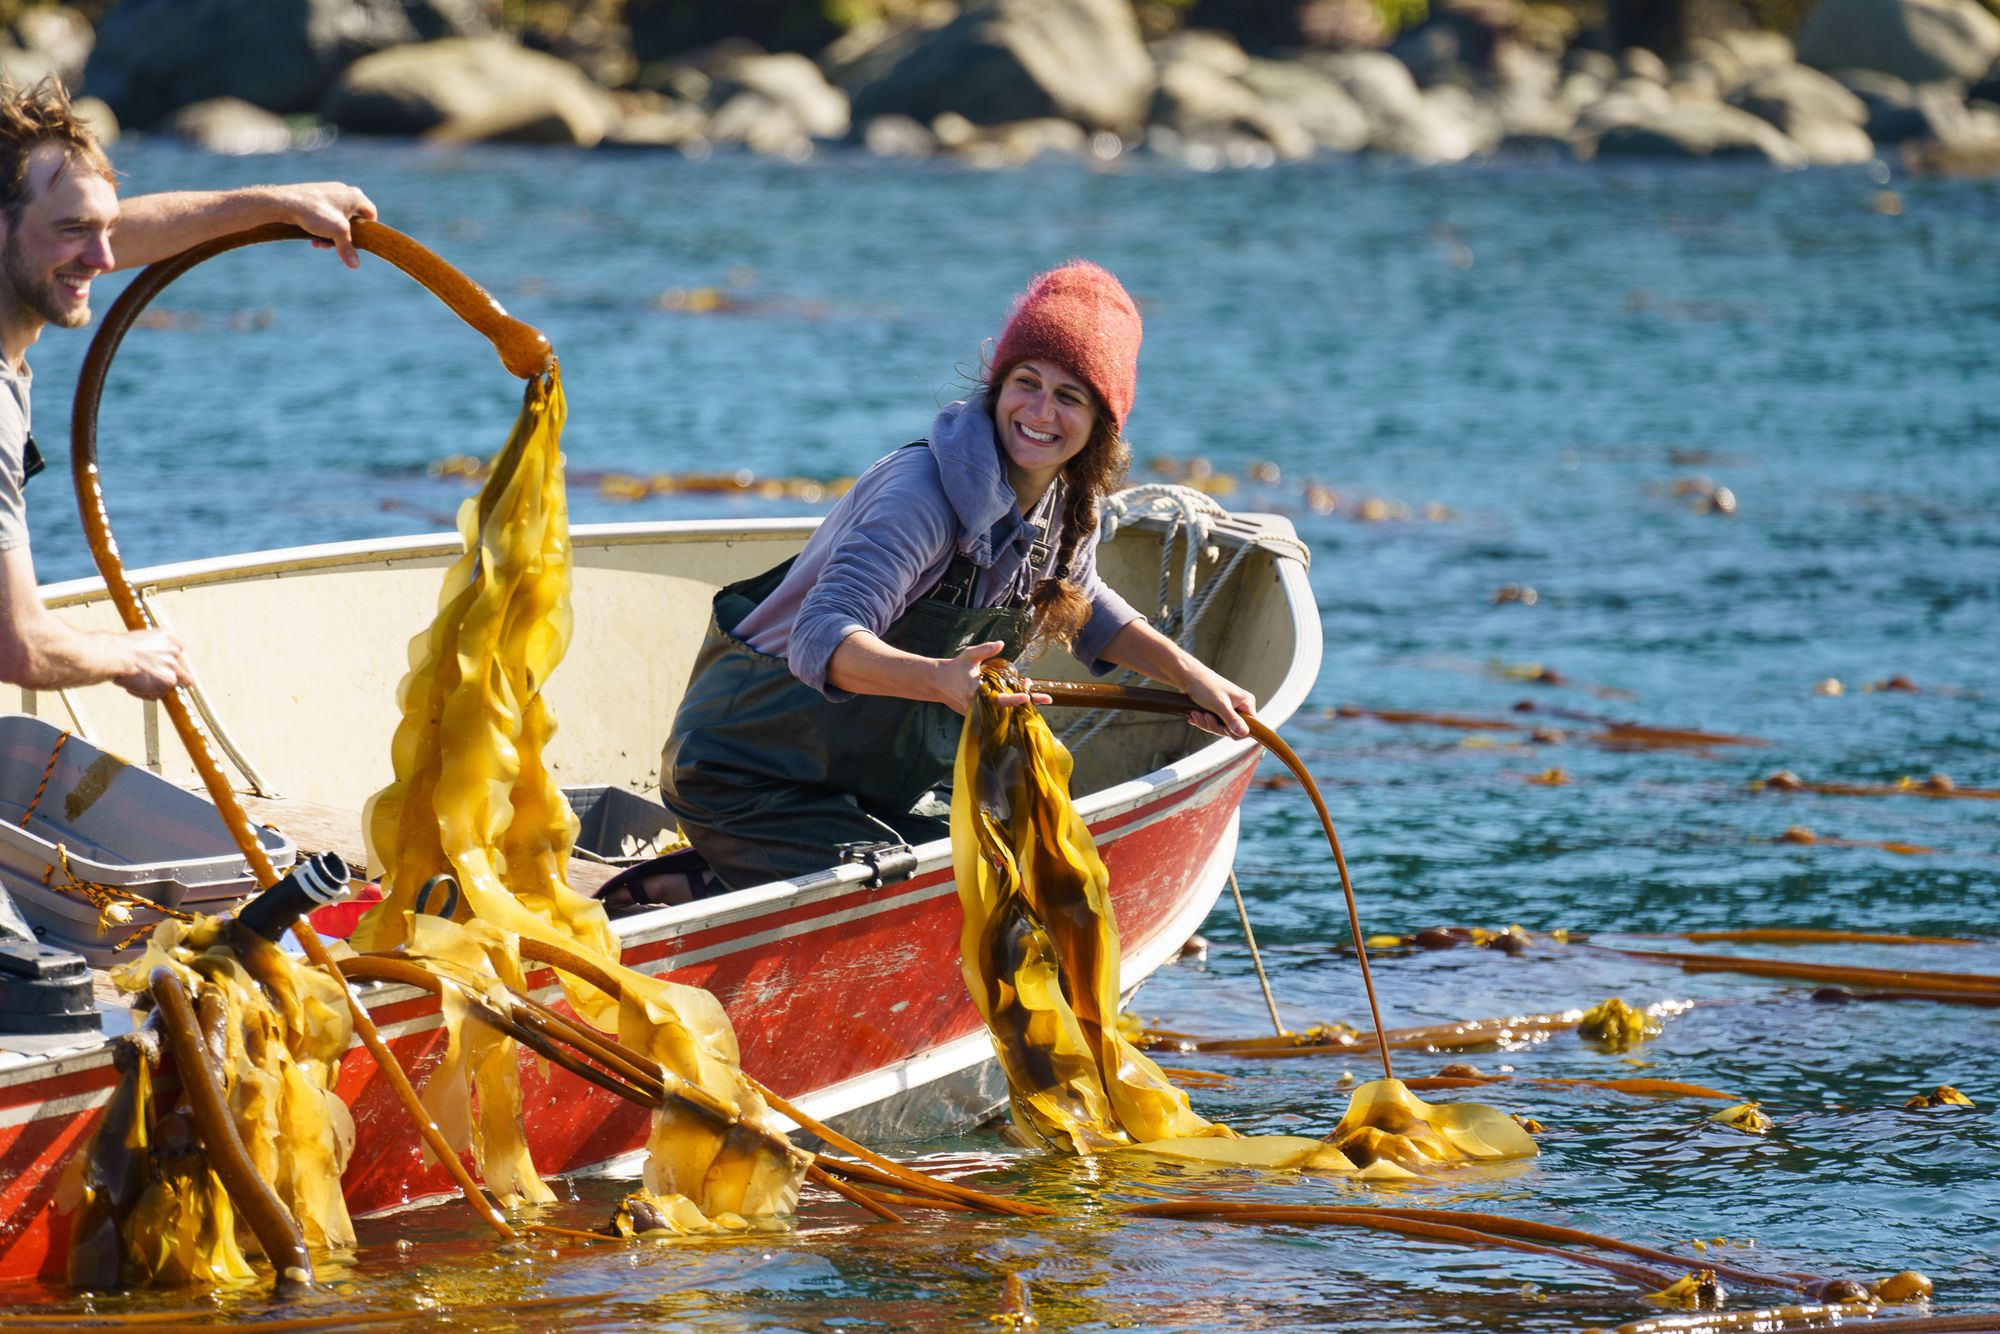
top-left (113, 182), bottom-right (379, 270)
top-left (0, 544), bottom-right (190, 699)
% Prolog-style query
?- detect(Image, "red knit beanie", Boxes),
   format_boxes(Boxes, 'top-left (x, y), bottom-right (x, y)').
top-left (990, 260), bottom-right (1142, 434)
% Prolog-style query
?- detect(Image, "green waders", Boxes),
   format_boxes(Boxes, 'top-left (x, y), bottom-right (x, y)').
top-left (661, 555), bottom-right (1032, 892)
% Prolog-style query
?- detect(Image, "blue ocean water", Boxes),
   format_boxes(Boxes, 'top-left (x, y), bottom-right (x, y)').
top-left (18, 139), bottom-right (2000, 1329)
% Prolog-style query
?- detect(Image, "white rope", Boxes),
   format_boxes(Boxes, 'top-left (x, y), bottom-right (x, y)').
top-left (1057, 484), bottom-right (1307, 751)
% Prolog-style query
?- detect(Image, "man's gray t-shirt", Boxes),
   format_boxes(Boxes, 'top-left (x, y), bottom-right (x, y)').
top-left (0, 361), bottom-right (30, 551)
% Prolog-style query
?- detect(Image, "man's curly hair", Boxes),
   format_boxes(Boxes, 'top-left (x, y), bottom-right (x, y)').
top-left (0, 81), bottom-right (114, 226)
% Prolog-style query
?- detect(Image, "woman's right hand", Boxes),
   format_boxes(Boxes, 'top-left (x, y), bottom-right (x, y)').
top-left (935, 641), bottom-right (1051, 716)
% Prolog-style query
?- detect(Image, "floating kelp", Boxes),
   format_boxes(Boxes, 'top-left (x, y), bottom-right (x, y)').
top-left (62, 915), bottom-right (355, 1290)
top-left (951, 673), bottom-right (1533, 1176)
top-left (1710, 1103), bottom-right (1773, 1135)
top-left (1905, 1086), bottom-right (1975, 1109)
top-left (1753, 771), bottom-right (2000, 801)
top-left (1775, 825), bottom-right (1937, 855)
top-left (1331, 706), bottom-right (1767, 753)
top-left (1580, 998), bottom-right (1662, 1051)
top-left (355, 367), bottom-right (802, 1232)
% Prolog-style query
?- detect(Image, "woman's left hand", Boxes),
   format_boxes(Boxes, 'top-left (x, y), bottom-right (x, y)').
top-left (1182, 662), bottom-right (1256, 739)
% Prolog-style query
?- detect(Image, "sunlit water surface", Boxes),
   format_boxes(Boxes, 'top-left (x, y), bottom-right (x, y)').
top-left (8, 140), bottom-right (1997, 1330)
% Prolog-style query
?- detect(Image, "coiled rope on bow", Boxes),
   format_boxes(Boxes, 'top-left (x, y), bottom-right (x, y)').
top-left (1058, 484), bottom-right (1309, 751)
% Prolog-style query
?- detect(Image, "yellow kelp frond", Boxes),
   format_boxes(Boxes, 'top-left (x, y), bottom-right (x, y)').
top-left (391, 912), bottom-right (553, 1207)
top-left (351, 368), bottom-right (801, 1230)
top-left (1324, 1079), bottom-right (1538, 1175)
top-left (952, 677), bottom-right (1226, 1152)
top-left (1579, 997), bottom-right (1661, 1050)
top-left (357, 369), bottom-right (620, 1021)
top-left (1133, 1135), bottom-right (1360, 1174)
top-left (1873, 1270), bottom-right (1933, 1302)
top-left (1905, 1084), bottom-right (1974, 1109)
top-left (1645, 1270), bottom-right (1725, 1309)
top-left (607, 1189), bottom-right (781, 1239)
top-left (1711, 1102), bottom-right (1773, 1134)
top-left (65, 915), bottom-right (356, 1288)
top-left (952, 676), bottom-right (1537, 1179)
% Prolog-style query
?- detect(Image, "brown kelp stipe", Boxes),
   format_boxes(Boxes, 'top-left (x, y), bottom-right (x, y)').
top-left (1032, 677), bottom-right (1394, 1081)
top-left (1754, 771), bottom-right (2000, 801)
top-left (70, 222), bottom-right (558, 1246)
top-left (745, 1074), bottom-right (1056, 1219)
top-left (1405, 1074), bottom-right (1744, 1102)
top-left (146, 970), bottom-right (313, 1293)
top-left (1336, 706), bottom-right (1768, 752)
top-left (1583, 945), bottom-right (2000, 999)
top-left (1669, 928), bottom-right (1981, 948)
top-left (1126, 1201), bottom-right (1724, 1293)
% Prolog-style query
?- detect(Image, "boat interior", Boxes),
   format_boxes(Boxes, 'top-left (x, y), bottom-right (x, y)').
top-left (0, 508), bottom-right (1309, 977)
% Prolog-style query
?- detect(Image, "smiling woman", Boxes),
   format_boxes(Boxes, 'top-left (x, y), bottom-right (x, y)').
top-left (638, 260), bottom-right (1259, 901)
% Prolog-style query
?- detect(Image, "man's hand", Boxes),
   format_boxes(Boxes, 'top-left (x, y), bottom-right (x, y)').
top-left (113, 628), bottom-right (192, 701)
top-left (269, 182), bottom-right (379, 267)
top-left (113, 184), bottom-right (380, 271)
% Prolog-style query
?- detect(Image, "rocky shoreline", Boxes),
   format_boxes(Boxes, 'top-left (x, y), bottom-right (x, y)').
top-left (13, 0), bottom-right (2000, 172)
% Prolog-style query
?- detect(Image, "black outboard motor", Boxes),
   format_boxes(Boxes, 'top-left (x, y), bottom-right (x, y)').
top-left (235, 853), bottom-right (352, 943)
top-left (0, 887), bottom-right (97, 1037)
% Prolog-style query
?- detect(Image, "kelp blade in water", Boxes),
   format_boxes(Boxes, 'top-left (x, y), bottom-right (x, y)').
top-left (950, 674), bottom-right (1534, 1176)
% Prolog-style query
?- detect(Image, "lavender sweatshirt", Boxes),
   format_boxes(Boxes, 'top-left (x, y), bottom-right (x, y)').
top-left (734, 401), bottom-right (1144, 701)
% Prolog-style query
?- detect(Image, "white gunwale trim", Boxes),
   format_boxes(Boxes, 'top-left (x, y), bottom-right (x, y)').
top-left (4, 515), bottom-right (1316, 1133)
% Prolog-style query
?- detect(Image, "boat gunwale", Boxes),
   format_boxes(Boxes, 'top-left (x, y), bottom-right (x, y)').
top-left (3, 511), bottom-right (1318, 1088)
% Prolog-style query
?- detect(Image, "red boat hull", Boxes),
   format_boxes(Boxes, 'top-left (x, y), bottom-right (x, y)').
top-left (0, 751), bottom-right (1255, 1285)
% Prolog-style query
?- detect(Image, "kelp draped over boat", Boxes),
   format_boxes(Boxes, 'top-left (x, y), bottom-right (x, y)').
top-left (61, 917), bottom-right (355, 1288)
top-left (352, 368), bottom-right (803, 1229)
top-left (951, 672), bottom-right (1535, 1177)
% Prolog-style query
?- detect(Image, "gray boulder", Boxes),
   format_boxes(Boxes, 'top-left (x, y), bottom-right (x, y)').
top-left (602, 90), bottom-right (707, 149)
top-left (845, 0), bottom-right (1154, 131)
top-left (167, 97), bottom-right (294, 154)
top-left (0, 43), bottom-right (62, 90)
top-left (1573, 76), bottom-right (1674, 133)
top-left (710, 52), bottom-right (849, 140)
top-left (11, 6), bottom-right (91, 87)
top-left (982, 116), bottom-right (1091, 162)
top-left (861, 113), bottom-right (936, 158)
top-left (1152, 59), bottom-right (1314, 159)
top-left (1797, 0), bottom-right (2000, 84)
top-left (1564, 48), bottom-right (1619, 83)
top-left (1310, 49), bottom-right (1494, 160)
top-left (1310, 50), bottom-right (1427, 123)
top-left (1850, 76), bottom-right (2000, 143)
top-left (323, 36), bottom-right (614, 146)
top-left (819, 1), bottom-right (960, 89)
top-left (1593, 101), bottom-right (1806, 163)
top-left (1620, 46), bottom-right (1670, 84)
top-left (85, 0), bottom-right (497, 127)
top-left (1728, 63), bottom-right (1873, 161)
top-left (1238, 57), bottom-right (1369, 153)
top-left (75, 96), bottom-right (118, 147)
top-left (707, 90), bottom-right (813, 158)
top-left (1710, 29), bottom-right (1795, 72)
top-left (1150, 28), bottom-right (1249, 78)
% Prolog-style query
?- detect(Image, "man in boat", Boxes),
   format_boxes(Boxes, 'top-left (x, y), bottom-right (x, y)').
top-left (0, 81), bottom-right (375, 701)
top-left (638, 261), bottom-right (1257, 903)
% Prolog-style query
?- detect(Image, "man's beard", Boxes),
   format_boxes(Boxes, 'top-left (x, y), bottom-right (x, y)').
top-left (1, 235), bottom-right (88, 330)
